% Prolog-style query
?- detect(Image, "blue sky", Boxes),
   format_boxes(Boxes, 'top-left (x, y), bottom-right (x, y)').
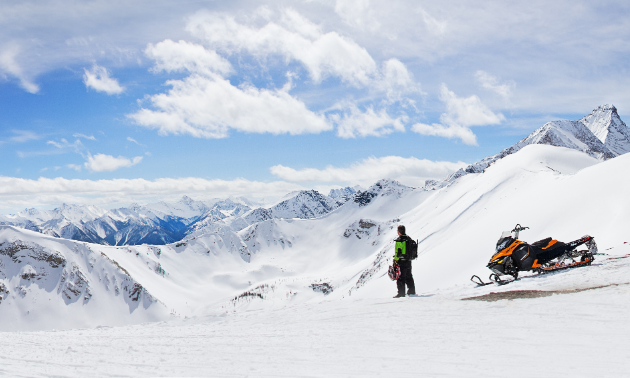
top-left (1, 0), bottom-right (629, 213)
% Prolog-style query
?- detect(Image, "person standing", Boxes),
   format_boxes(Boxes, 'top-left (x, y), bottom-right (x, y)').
top-left (393, 225), bottom-right (416, 298)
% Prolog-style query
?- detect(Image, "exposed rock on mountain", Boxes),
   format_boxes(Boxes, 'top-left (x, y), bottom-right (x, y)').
top-left (352, 180), bottom-right (413, 206)
top-left (0, 226), bottom-right (162, 328)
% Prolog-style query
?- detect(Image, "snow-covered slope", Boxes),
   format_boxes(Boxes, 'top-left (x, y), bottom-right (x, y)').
top-left (0, 226), bottom-right (165, 330)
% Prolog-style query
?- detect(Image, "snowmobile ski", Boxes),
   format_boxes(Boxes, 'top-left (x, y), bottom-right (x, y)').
top-left (470, 275), bottom-right (493, 286)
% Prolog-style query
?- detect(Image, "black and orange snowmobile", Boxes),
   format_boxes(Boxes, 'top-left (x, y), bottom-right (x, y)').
top-left (471, 224), bottom-right (597, 286)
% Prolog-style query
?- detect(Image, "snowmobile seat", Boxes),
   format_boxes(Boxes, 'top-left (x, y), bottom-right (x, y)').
top-left (529, 239), bottom-right (567, 263)
top-left (532, 237), bottom-right (552, 248)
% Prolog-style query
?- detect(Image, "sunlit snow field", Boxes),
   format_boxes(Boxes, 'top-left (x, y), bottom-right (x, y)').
top-left (2, 250), bottom-right (629, 377)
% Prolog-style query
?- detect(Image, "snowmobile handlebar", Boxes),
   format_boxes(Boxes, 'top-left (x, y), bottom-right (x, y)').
top-left (511, 224), bottom-right (529, 239)
top-left (511, 224), bottom-right (529, 233)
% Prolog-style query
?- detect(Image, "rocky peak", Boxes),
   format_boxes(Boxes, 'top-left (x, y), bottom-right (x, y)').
top-left (580, 104), bottom-right (630, 156)
top-left (425, 105), bottom-right (629, 191)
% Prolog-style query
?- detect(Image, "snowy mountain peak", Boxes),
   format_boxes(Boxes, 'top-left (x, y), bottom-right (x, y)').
top-left (329, 186), bottom-right (359, 199)
top-left (353, 179), bottom-right (413, 206)
top-left (580, 104), bottom-right (630, 156)
top-left (525, 119), bottom-right (615, 160)
top-left (425, 105), bottom-right (630, 191)
top-left (178, 195), bottom-right (194, 205)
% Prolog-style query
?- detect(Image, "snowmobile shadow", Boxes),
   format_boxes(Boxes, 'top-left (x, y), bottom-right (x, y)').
top-left (462, 282), bottom-right (628, 302)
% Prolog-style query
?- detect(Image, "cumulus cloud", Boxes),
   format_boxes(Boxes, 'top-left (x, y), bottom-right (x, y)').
top-left (331, 102), bottom-right (405, 138)
top-left (0, 176), bottom-right (305, 214)
top-left (186, 10), bottom-right (378, 86)
top-left (130, 9), bottom-right (424, 140)
top-left (145, 39), bottom-right (233, 76)
top-left (475, 70), bottom-right (515, 98)
top-left (129, 73), bottom-right (331, 138)
top-left (412, 83), bottom-right (504, 145)
top-left (84, 153), bottom-right (142, 172)
top-left (0, 44), bottom-right (39, 93)
top-left (83, 64), bottom-right (125, 95)
top-left (376, 58), bottom-right (422, 101)
top-left (270, 155), bottom-right (467, 187)
top-left (411, 122), bottom-right (477, 145)
top-left (439, 83), bottom-right (505, 127)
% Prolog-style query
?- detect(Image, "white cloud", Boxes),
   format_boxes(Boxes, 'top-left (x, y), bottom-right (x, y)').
top-left (411, 122), bottom-right (478, 145)
top-left (439, 83), bottom-right (505, 127)
top-left (84, 153), bottom-right (142, 172)
top-left (376, 58), bottom-right (422, 101)
top-left (334, 0), bottom-right (380, 32)
top-left (129, 73), bottom-right (331, 138)
top-left (186, 10), bottom-right (378, 86)
top-left (0, 176), bottom-right (305, 214)
top-left (0, 44), bottom-right (39, 93)
top-left (412, 84), bottom-right (505, 145)
top-left (127, 137), bottom-right (145, 147)
top-left (83, 64), bottom-right (125, 95)
top-left (72, 133), bottom-right (96, 141)
top-left (270, 155), bottom-right (467, 187)
top-left (67, 164), bottom-right (82, 171)
top-left (145, 39), bottom-right (233, 76)
top-left (132, 9), bottom-right (422, 140)
top-left (475, 70), bottom-right (515, 98)
top-left (331, 102), bottom-right (405, 138)
top-left (47, 138), bottom-right (84, 154)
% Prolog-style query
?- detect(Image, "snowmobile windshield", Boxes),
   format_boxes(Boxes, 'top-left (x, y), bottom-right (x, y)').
top-left (496, 231), bottom-right (513, 252)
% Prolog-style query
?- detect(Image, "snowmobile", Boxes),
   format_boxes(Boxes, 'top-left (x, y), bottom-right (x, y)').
top-left (471, 224), bottom-right (597, 286)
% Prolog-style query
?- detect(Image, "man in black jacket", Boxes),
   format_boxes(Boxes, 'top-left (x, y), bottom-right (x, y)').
top-left (393, 225), bottom-right (416, 298)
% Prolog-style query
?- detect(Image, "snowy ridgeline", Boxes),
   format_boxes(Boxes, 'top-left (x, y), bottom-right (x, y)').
top-left (425, 104), bottom-right (630, 190)
top-left (0, 188), bottom-right (361, 247)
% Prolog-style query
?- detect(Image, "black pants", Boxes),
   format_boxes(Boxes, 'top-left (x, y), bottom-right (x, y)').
top-left (396, 259), bottom-right (415, 295)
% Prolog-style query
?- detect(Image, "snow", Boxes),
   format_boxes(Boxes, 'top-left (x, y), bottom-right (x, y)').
top-left (2, 142), bottom-right (630, 376)
top-left (1, 255), bottom-right (629, 377)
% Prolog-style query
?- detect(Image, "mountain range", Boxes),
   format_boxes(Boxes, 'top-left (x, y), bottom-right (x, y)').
top-left (1, 105), bottom-right (629, 248)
